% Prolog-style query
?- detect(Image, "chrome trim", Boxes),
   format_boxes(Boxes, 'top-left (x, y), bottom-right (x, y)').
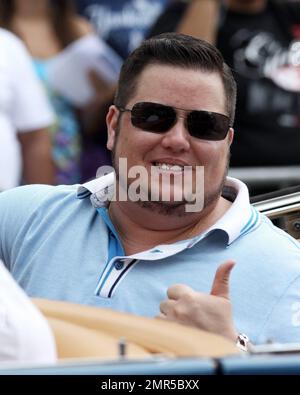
top-left (253, 192), bottom-right (300, 218)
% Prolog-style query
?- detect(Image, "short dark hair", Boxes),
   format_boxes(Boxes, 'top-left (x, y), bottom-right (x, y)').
top-left (114, 33), bottom-right (237, 126)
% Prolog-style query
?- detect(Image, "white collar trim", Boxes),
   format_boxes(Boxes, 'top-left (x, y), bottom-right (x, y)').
top-left (77, 174), bottom-right (257, 248)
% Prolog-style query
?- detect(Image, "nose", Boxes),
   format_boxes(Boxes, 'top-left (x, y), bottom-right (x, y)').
top-left (160, 117), bottom-right (191, 152)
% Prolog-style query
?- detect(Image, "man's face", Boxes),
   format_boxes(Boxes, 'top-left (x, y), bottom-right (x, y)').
top-left (106, 64), bottom-right (234, 215)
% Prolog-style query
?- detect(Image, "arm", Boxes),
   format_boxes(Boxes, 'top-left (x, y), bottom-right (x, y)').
top-left (176, 0), bottom-right (221, 44)
top-left (0, 260), bottom-right (57, 363)
top-left (71, 18), bottom-right (118, 136)
top-left (7, 32), bottom-right (56, 182)
top-left (18, 129), bottom-right (55, 185)
top-left (73, 15), bottom-right (94, 36)
top-left (159, 260), bottom-right (238, 342)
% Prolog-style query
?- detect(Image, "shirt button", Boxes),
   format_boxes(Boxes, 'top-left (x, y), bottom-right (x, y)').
top-left (114, 260), bottom-right (124, 270)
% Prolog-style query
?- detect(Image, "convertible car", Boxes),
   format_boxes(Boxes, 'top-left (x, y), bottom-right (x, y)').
top-left (1, 184), bottom-right (300, 376)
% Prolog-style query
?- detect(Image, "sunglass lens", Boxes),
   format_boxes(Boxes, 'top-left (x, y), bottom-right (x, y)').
top-left (131, 102), bottom-right (176, 133)
top-left (188, 111), bottom-right (229, 141)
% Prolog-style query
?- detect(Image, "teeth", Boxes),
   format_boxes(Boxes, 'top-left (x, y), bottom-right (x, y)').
top-left (155, 162), bottom-right (184, 171)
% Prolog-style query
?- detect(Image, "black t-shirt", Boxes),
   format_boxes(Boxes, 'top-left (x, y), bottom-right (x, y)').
top-left (147, 1), bottom-right (187, 37)
top-left (75, 0), bottom-right (169, 60)
top-left (217, 1), bottom-right (300, 166)
top-left (148, 1), bottom-right (300, 167)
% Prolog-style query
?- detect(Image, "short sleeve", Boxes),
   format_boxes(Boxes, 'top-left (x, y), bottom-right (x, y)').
top-left (5, 32), bottom-right (54, 131)
top-left (0, 185), bottom-right (55, 269)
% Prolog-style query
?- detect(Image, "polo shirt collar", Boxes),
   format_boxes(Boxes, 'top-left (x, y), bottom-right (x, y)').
top-left (208, 177), bottom-right (258, 244)
top-left (77, 173), bottom-right (258, 247)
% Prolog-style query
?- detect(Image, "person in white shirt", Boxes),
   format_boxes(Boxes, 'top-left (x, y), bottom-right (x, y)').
top-left (0, 259), bottom-right (57, 363)
top-left (0, 28), bottom-right (55, 191)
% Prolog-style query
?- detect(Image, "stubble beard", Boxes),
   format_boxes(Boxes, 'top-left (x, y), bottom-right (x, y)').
top-left (111, 127), bottom-right (230, 217)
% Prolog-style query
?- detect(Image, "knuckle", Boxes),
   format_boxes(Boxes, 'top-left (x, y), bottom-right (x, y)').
top-left (173, 303), bottom-right (189, 321)
top-left (173, 305), bottom-right (184, 320)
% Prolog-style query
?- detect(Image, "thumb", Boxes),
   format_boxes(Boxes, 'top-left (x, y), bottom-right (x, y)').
top-left (210, 260), bottom-right (235, 299)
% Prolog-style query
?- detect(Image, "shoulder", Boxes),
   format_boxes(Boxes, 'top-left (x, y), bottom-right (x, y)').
top-left (0, 184), bottom-right (77, 266)
top-left (238, 209), bottom-right (300, 248)
top-left (73, 16), bottom-right (94, 37)
top-left (0, 184), bottom-right (86, 256)
top-left (0, 28), bottom-right (28, 55)
top-left (0, 184), bottom-right (79, 220)
top-left (0, 28), bottom-right (21, 44)
top-left (0, 29), bottom-right (37, 76)
top-left (235, 212), bottom-right (300, 277)
top-left (258, 213), bottom-right (300, 251)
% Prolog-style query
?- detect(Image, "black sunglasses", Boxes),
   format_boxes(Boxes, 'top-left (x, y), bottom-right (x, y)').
top-left (116, 101), bottom-right (231, 141)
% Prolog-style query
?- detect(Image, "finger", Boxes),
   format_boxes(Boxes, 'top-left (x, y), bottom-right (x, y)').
top-left (155, 313), bottom-right (167, 320)
top-left (210, 260), bottom-right (235, 299)
top-left (159, 299), bottom-right (176, 315)
top-left (167, 283), bottom-right (195, 300)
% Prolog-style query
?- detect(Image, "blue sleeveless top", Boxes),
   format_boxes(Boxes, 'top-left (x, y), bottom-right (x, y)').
top-left (33, 59), bottom-right (81, 184)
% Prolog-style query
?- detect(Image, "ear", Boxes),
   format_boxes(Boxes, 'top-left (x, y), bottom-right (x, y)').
top-left (106, 105), bottom-right (119, 151)
top-left (227, 127), bottom-right (234, 146)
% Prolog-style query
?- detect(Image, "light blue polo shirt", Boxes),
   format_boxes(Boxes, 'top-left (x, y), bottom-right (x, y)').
top-left (1, 175), bottom-right (300, 345)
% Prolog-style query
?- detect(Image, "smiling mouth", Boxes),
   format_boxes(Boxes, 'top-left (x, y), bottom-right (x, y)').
top-left (152, 162), bottom-right (186, 172)
top-left (154, 162), bottom-right (184, 172)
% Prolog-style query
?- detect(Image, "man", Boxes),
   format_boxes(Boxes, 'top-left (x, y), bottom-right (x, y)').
top-left (0, 260), bottom-right (56, 363)
top-left (1, 33), bottom-right (300, 348)
top-left (0, 28), bottom-right (54, 191)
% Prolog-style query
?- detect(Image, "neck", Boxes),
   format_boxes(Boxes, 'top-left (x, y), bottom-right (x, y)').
top-left (13, 0), bottom-right (50, 19)
top-left (108, 197), bottom-right (232, 255)
top-left (226, 0), bottom-right (267, 14)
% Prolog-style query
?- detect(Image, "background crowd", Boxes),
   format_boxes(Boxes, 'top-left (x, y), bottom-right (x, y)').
top-left (1, 0), bottom-right (300, 193)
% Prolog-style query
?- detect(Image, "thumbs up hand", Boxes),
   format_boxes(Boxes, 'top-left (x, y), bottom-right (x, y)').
top-left (158, 260), bottom-right (238, 342)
